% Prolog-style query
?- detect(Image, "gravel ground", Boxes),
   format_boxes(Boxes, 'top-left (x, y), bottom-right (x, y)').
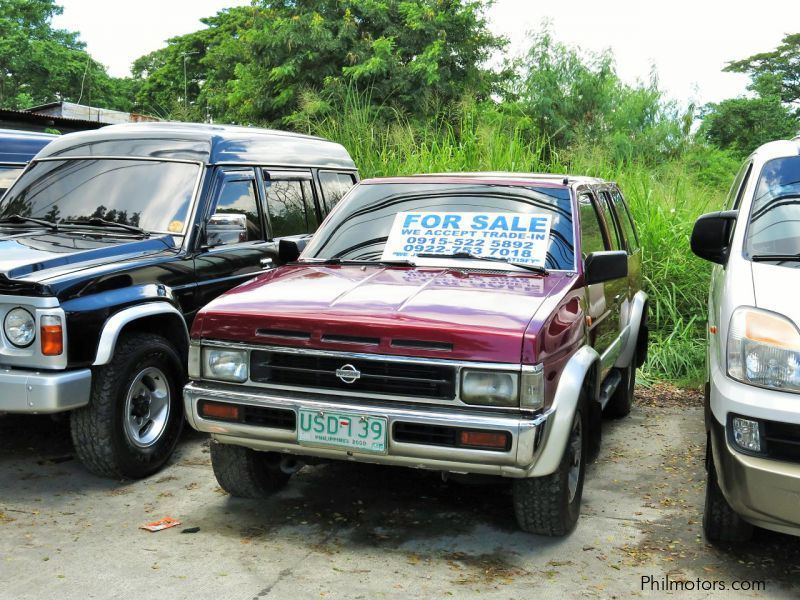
top-left (1, 385), bottom-right (799, 599)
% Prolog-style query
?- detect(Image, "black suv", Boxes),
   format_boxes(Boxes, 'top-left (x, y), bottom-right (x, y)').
top-left (0, 122), bottom-right (358, 479)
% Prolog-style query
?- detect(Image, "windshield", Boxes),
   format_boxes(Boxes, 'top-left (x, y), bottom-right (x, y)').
top-left (302, 182), bottom-right (575, 270)
top-left (746, 156), bottom-right (800, 258)
top-left (0, 158), bottom-right (200, 234)
top-left (0, 166), bottom-right (23, 198)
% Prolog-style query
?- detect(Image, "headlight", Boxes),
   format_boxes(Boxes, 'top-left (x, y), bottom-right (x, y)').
top-left (461, 370), bottom-right (518, 406)
top-left (728, 307), bottom-right (800, 393)
top-left (202, 347), bottom-right (248, 382)
top-left (4, 307), bottom-right (35, 348)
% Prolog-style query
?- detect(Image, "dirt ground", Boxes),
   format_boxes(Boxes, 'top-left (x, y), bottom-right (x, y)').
top-left (1, 385), bottom-right (799, 599)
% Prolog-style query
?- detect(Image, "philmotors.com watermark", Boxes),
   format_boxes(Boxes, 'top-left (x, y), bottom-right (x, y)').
top-left (642, 574), bottom-right (767, 592)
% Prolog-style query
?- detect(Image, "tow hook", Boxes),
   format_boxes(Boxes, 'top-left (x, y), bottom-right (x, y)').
top-left (279, 456), bottom-right (304, 474)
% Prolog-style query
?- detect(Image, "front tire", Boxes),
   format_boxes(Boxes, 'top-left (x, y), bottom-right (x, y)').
top-left (210, 443), bottom-right (291, 498)
top-left (513, 405), bottom-right (587, 536)
top-left (703, 454), bottom-right (753, 543)
top-left (70, 332), bottom-right (184, 479)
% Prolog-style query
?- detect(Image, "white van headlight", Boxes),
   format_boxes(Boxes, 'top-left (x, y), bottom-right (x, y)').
top-left (202, 347), bottom-right (248, 383)
top-left (728, 307), bottom-right (800, 393)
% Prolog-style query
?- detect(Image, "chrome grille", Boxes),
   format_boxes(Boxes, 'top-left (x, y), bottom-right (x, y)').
top-left (250, 350), bottom-right (457, 400)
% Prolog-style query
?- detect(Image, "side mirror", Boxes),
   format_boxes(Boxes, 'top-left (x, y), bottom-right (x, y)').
top-left (584, 250), bottom-right (628, 285)
top-left (278, 237), bottom-right (308, 263)
top-left (690, 210), bottom-right (738, 264)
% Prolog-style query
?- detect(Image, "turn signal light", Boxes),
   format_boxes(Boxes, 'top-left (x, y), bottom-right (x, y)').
top-left (40, 315), bottom-right (63, 356)
top-left (458, 430), bottom-right (510, 450)
top-left (199, 401), bottom-right (241, 422)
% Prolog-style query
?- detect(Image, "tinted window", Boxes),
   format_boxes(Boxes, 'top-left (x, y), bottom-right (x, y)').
top-left (610, 190), bottom-right (639, 251)
top-left (578, 193), bottom-right (608, 256)
top-left (319, 171), bottom-right (356, 210)
top-left (725, 160), bottom-right (753, 211)
top-left (209, 176), bottom-right (262, 245)
top-left (746, 156), bottom-right (800, 257)
top-left (303, 183), bottom-right (575, 270)
top-left (264, 179), bottom-right (318, 238)
top-left (0, 159), bottom-right (198, 233)
top-left (598, 191), bottom-right (623, 250)
top-left (610, 190), bottom-right (638, 251)
top-left (0, 166), bottom-right (23, 197)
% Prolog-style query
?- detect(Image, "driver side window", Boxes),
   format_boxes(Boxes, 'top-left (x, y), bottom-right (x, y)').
top-left (208, 174), bottom-right (263, 246)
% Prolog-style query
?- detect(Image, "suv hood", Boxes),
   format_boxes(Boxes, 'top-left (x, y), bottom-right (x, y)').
top-left (0, 230), bottom-right (176, 293)
top-left (752, 261), bottom-right (800, 327)
top-left (195, 264), bottom-right (576, 363)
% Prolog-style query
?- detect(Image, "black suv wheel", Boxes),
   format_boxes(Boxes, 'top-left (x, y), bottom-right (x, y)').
top-left (70, 332), bottom-right (184, 479)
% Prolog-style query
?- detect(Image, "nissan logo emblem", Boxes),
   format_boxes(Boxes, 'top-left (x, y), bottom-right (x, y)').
top-left (335, 363), bottom-right (361, 384)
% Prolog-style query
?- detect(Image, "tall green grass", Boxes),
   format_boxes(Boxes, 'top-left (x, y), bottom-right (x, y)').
top-left (308, 97), bottom-right (730, 384)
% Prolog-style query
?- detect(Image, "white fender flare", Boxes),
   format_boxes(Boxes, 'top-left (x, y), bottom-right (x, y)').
top-left (529, 345), bottom-right (600, 476)
top-left (93, 303), bottom-right (189, 366)
top-left (615, 290), bottom-right (648, 368)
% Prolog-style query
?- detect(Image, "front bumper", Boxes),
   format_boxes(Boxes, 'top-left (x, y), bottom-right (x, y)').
top-left (184, 381), bottom-right (550, 478)
top-left (0, 366), bottom-right (91, 414)
top-left (708, 364), bottom-right (800, 536)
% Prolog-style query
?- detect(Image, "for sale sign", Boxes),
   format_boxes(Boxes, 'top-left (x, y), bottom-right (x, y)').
top-left (381, 211), bottom-right (553, 266)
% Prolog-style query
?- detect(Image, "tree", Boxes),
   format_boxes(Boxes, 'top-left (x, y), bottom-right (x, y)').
top-left (700, 34), bottom-right (800, 155)
top-left (700, 96), bottom-right (797, 156)
top-left (0, 0), bottom-right (134, 111)
top-left (725, 33), bottom-right (800, 105)
top-left (508, 30), bottom-right (688, 163)
top-left (131, 1), bottom-right (506, 126)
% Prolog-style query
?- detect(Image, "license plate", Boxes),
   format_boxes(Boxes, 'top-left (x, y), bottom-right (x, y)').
top-left (297, 409), bottom-right (387, 454)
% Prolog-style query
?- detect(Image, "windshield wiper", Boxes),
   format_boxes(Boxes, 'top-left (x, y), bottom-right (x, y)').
top-left (417, 251), bottom-right (550, 275)
top-left (60, 217), bottom-right (148, 236)
top-left (0, 214), bottom-right (59, 231)
top-left (751, 253), bottom-right (800, 262)
top-left (300, 257), bottom-right (416, 267)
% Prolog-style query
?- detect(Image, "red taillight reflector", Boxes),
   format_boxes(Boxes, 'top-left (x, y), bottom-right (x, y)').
top-left (40, 316), bottom-right (63, 356)
top-left (459, 430), bottom-right (509, 450)
top-left (199, 401), bottom-right (241, 421)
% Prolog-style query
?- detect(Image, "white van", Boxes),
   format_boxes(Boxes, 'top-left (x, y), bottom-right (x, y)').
top-left (691, 136), bottom-right (800, 542)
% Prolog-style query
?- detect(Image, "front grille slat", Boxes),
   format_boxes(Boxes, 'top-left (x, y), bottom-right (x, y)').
top-left (760, 419), bottom-right (800, 463)
top-left (250, 350), bottom-right (457, 400)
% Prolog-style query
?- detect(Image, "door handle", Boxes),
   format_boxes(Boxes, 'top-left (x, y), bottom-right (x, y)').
top-left (260, 257), bottom-right (274, 268)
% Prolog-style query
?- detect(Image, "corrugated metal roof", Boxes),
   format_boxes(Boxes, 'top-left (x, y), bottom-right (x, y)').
top-left (0, 107), bottom-right (108, 129)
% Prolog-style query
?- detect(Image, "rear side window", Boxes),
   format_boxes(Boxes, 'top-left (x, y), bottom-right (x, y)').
top-left (264, 178), bottom-right (318, 238)
top-left (610, 190), bottom-right (639, 252)
top-left (578, 193), bottom-right (609, 256)
top-left (319, 171), bottom-right (356, 211)
top-left (597, 191), bottom-right (623, 251)
top-left (746, 156), bottom-right (800, 257)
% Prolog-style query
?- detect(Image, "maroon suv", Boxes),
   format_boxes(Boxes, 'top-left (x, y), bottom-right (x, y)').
top-left (183, 173), bottom-right (648, 536)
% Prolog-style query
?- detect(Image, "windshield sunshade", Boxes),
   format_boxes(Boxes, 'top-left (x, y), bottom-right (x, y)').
top-left (302, 183), bottom-right (575, 271)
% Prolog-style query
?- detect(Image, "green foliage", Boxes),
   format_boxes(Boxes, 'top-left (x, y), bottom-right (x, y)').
top-left (0, 0), bottom-right (133, 110)
top-left (131, 0), bottom-right (506, 126)
top-left (700, 95), bottom-right (798, 157)
top-left (725, 33), bottom-right (800, 105)
top-left (508, 30), bottom-right (690, 164)
top-left (700, 33), bottom-right (800, 156)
